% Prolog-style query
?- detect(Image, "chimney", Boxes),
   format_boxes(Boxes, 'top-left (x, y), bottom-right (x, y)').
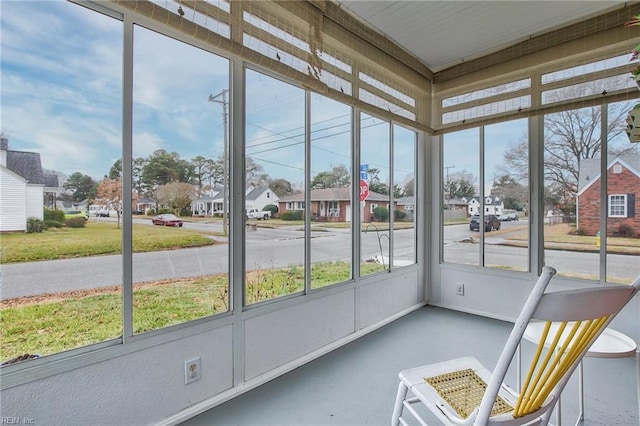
top-left (0, 137), bottom-right (8, 167)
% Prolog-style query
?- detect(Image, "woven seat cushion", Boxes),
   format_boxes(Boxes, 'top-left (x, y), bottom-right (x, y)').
top-left (425, 368), bottom-right (513, 419)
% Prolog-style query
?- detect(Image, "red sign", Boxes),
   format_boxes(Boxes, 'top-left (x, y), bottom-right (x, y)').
top-left (359, 179), bottom-right (369, 202)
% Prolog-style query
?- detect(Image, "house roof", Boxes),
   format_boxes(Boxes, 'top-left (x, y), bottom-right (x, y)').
top-left (577, 154), bottom-right (640, 195)
top-left (396, 196), bottom-right (414, 205)
top-left (246, 186), bottom-right (275, 201)
top-left (6, 150), bottom-right (45, 185)
top-left (279, 187), bottom-right (389, 202)
top-left (467, 196), bottom-right (503, 206)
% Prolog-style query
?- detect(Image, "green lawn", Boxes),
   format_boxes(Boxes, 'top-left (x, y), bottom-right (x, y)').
top-left (0, 222), bottom-right (217, 263)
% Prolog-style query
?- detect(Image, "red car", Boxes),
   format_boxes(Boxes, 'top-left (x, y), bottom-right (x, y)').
top-left (152, 214), bottom-right (183, 227)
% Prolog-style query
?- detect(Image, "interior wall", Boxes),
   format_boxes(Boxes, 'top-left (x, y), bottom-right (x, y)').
top-left (0, 271), bottom-right (423, 426)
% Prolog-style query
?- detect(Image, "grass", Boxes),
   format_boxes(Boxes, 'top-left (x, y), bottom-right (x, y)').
top-left (0, 222), bottom-right (217, 263)
top-left (0, 262), bottom-right (385, 360)
top-left (504, 223), bottom-right (640, 254)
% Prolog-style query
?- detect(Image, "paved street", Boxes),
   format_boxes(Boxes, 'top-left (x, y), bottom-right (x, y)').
top-left (1, 220), bottom-right (638, 299)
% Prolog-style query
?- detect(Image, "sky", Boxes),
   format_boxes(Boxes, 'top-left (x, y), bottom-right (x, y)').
top-left (0, 0), bottom-right (415, 190)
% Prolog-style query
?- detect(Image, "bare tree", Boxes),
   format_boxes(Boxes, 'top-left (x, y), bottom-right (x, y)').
top-left (155, 182), bottom-right (196, 216)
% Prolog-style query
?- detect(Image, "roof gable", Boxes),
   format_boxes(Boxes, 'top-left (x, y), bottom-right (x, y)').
top-left (6, 150), bottom-right (44, 184)
top-left (577, 154), bottom-right (640, 195)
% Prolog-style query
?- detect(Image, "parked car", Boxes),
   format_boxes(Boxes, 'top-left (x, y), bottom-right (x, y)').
top-left (152, 213), bottom-right (183, 227)
top-left (246, 208), bottom-right (271, 220)
top-left (499, 212), bottom-right (519, 221)
top-left (64, 210), bottom-right (89, 220)
top-left (469, 214), bottom-right (501, 232)
top-left (95, 209), bottom-right (110, 217)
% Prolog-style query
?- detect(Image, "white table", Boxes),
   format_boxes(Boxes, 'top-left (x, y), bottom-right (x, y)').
top-left (518, 321), bottom-right (639, 426)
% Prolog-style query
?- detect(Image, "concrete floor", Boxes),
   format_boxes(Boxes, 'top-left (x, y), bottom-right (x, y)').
top-left (180, 306), bottom-right (639, 426)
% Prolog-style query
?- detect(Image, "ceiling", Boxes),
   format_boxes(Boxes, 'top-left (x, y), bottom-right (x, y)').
top-left (336, 1), bottom-right (629, 72)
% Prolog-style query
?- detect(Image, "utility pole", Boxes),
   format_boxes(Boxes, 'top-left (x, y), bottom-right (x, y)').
top-left (444, 164), bottom-right (455, 200)
top-left (208, 89), bottom-right (229, 236)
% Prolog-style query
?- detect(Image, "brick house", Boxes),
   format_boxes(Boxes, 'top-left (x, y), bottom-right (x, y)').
top-left (278, 187), bottom-right (395, 223)
top-left (577, 155), bottom-right (639, 237)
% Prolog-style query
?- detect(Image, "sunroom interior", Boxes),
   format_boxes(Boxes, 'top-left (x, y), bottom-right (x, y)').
top-left (1, 1), bottom-right (639, 425)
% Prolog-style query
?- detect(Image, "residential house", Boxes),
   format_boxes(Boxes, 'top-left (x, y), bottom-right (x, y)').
top-left (191, 186), bottom-right (278, 216)
top-left (278, 187), bottom-right (396, 223)
top-left (0, 137), bottom-right (58, 232)
top-left (577, 154), bottom-right (640, 237)
top-left (464, 196), bottom-right (504, 217)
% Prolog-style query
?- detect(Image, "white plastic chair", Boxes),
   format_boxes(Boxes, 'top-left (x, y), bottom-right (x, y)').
top-left (391, 267), bottom-right (640, 426)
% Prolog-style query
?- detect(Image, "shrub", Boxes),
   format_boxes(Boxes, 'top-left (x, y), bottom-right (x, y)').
top-left (146, 209), bottom-right (156, 216)
top-left (574, 227), bottom-right (588, 236)
top-left (65, 217), bottom-right (87, 228)
top-left (44, 208), bottom-right (65, 222)
top-left (280, 210), bottom-right (303, 221)
top-left (373, 206), bottom-right (389, 222)
top-left (394, 209), bottom-right (407, 221)
top-left (263, 204), bottom-right (279, 215)
top-left (44, 220), bottom-right (64, 229)
top-left (157, 208), bottom-right (173, 215)
top-left (618, 223), bottom-right (635, 238)
top-left (26, 217), bottom-right (44, 233)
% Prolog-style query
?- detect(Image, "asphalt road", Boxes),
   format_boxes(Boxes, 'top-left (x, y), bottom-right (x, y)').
top-left (2, 220), bottom-right (638, 299)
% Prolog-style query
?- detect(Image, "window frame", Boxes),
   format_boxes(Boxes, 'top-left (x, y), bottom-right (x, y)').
top-left (608, 194), bottom-right (627, 218)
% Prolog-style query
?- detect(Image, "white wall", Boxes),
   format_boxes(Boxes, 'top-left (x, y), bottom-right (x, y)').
top-left (0, 167), bottom-right (27, 232)
top-left (25, 184), bottom-right (44, 220)
top-left (0, 270), bottom-right (422, 426)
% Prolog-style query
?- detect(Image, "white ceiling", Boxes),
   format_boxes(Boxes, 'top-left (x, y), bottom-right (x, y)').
top-left (336, 1), bottom-right (628, 72)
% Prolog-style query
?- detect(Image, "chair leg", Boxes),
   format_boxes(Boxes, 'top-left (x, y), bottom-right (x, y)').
top-left (391, 381), bottom-right (409, 426)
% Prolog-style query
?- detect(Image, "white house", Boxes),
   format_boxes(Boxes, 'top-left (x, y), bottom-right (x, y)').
top-left (191, 186), bottom-right (279, 216)
top-left (464, 196), bottom-right (504, 216)
top-left (0, 138), bottom-right (55, 232)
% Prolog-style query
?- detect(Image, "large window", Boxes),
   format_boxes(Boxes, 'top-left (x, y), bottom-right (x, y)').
top-left (0, 2), bottom-right (123, 360)
top-left (392, 125), bottom-right (417, 267)
top-left (131, 26), bottom-right (231, 332)
top-left (546, 100), bottom-right (639, 283)
top-left (310, 94), bottom-right (353, 289)
top-left (441, 119), bottom-right (529, 271)
top-left (244, 69), bottom-right (306, 305)
top-left (360, 113), bottom-right (391, 275)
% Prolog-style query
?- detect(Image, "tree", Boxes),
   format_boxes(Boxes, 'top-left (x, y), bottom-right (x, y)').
top-left (245, 157), bottom-right (269, 187)
top-left (269, 178), bottom-right (293, 197)
top-left (108, 159), bottom-right (122, 180)
top-left (403, 178), bottom-right (415, 197)
top-left (443, 170), bottom-right (476, 199)
top-left (367, 167), bottom-right (389, 195)
top-left (311, 165), bottom-right (350, 189)
top-left (63, 172), bottom-right (97, 202)
top-left (140, 149), bottom-right (193, 193)
top-left (94, 178), bottom-right (122, 228)
top-left (501, 100), bottom-right (638, 214)
top-left (491, 174), bottom-right (527, 210)
top-left (191, 155), bottom-right (217, 195)
top-left (155, 182), bottom-right (196, 216)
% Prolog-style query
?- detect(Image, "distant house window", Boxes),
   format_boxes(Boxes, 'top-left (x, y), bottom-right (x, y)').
top-left (608, 194), bottom-right (627, 217)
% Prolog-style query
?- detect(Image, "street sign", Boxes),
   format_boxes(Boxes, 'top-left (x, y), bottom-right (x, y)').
top-left (359, 179), bottom-right (369, 202)
top-left (360, 164), bottom-right (368, 172)
top-left (360, 172), bottom-right (368, 180)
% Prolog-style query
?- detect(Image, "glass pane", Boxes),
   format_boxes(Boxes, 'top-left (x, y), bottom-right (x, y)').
top-left (0, 2), bottom-right (123, 362)
top-left (393, 125), bottom-right (417, 267)
top-left (360, 114), bottom-right (390, 275)
top-left (483, 119), bottom-right (529, 271)
top-left (245, 69), bottom-right (306, 304)
top-left (442, 128), bottom-right (480, 266)
top-left (606, 101), bottom-right (640, 284)
top-left (132, 26), bottom-right (230, 333)
top-left (310, 94), bottom-right (352, 289)
top-left (544, 106), bottom-right (601, 280)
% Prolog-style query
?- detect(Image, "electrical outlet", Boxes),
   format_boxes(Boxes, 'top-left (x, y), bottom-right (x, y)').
top-left (456, 283), bottom-right (465, 296)
top-left (184, 357), bottom-right (201, 384)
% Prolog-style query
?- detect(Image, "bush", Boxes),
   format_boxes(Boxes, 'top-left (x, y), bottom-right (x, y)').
top-left (280, 210), bottom-right (303, 221)
top-left (394, 209), bottom-right (407, 221)
top-left (44, 220), bottom-right (63, 229)
top-left (574, 227), bottom-right (588, 236)
top-left (157, 208), bottom-right (173, 215)
top-left (26, 218), bottom-right (44, 233)
top-left (65, 217), bottom-right (87, 228)
top-left (618, 223), bottom-right (635, 238)
top-left (146, 209), bottom-right (156, 216)
top-left (263, 204), bottom-right (279, 215)
top-left (372, 206), bottom-right (389, 222)
top-left (44, 208), bottom-right (65, 222)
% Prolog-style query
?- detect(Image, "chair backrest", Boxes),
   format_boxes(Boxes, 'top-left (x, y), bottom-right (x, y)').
top-left (475, 267), bottom-right (640, 425)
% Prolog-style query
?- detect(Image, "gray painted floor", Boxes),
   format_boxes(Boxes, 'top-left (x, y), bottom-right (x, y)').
top-left (180, 307), bottom-right (639, 426)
